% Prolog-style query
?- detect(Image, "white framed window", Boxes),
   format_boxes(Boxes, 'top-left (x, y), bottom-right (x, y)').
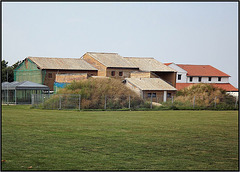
top-left (189, 77), bottom-right (193, 82)
top-left (178, 74), bottom-right (182, 80)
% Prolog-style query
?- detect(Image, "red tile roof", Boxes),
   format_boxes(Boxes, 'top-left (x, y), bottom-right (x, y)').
top-left (164, 62), bottom-right (172, 66)
top-left (176, 64), bottom-right (230, 77)
top-left (176, 83), bottom-right (238, 92)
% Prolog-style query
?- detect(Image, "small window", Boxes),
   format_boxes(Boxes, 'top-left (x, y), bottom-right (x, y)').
top-left (198, 77), bottom-right (202, 82)
top-left (178, 74), bottom-right (182, 80)
top-left (208, 77), bottom-right (212, 81)
top-left (218, 77), bottom-right (221, 82)
top-left (152, 93), bottom-right (156, 97)
top-left (147, 93), bottom-right (152, 98)
top-left (119, 71), bottom-right (123, 76)
top-left (189, 77), bottom-right (193, 82)
top-left (167, 93), bottom-right (171, 98)
top-left (111, 71), bottom-right (115, 76)
top-left (48, 73), bottom-right (53, 78)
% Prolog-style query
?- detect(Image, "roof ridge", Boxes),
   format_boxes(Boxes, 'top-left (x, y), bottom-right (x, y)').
top-left (28, 57), bottom-right (81, 59)
top-left (124, 57), bottom-right (154, 59)
top-left (177, 64), bottom-right (211, 66)
top-left (87, 52), bottom-right (118, 54)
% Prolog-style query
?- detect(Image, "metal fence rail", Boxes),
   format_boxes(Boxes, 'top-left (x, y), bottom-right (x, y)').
top-left (30, 93), bottom-right (239, 110)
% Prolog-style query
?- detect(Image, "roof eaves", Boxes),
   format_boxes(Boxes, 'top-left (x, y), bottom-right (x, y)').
top-left (86, 52), bottom-right (109, 67)
top-left (125, 78), bottom-right (143, 90)
top-left (27, 57), bottom-right (43, 69)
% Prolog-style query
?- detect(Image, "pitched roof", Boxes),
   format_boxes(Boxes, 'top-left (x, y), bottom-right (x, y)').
top-left (86, 52), bottom-right (138, 68)
top-left (176, 64), bottom-right (230, 77)
top-left (2, 81), bottom-right (49, 90)
top-left (28, 57), bottom-right (97, 70)
top-left (124, 57), bottom-right (176, 72)
top-left (126, 78), bottom-right (177, 91)
top-left (176, 83), bottom-right (238, 92)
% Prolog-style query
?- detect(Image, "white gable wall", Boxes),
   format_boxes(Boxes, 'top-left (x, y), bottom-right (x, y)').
top-left (168, 63), bottom-right (187, 83)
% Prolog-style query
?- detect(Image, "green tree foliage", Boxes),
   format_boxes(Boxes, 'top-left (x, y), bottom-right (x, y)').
top-left (1, 60), bottom-right (22, 82)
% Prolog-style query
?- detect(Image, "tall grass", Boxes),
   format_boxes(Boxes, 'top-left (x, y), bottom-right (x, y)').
top-left (43, 78), bottom-right (145, 109)
top-left (165, 83), bottom-right (238, 110)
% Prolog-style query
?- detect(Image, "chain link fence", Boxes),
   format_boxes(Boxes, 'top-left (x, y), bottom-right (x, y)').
top-left (31, 93), bottom-right (238, 110)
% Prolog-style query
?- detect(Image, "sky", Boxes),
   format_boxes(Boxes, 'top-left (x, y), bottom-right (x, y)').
top-left (2, 2), bottom-right (238, 88)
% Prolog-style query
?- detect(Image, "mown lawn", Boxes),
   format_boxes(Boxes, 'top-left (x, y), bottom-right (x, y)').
top-left (1, 105), bottom-right (238, 170)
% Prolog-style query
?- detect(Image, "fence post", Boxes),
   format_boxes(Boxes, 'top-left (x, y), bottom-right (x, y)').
top-left (31, 94), bottom-right (34, 106)
top-left (193, 96), bottom-right (195, 108)
top-left (79, 94), bottom-right (81, 111)
top-left (172, 96), bottom-right (174, 104)
top-left (214, 96), bottom-right (217, 108)
top-left (15, 90), bottom-right (17, 105)
top-left (129, 95), bottom-right (131, 109)
top-left (235, 96), bottom-right (238, 108)
top-left (59, 96), bottom-right (61, 110)
top-left (150, 93), bottom-right (153, 109)
top-left (104, 95), bottom-right (107, 110)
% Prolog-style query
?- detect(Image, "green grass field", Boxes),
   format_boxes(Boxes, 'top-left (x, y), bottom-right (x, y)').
top-left (1, 105), bottom-right (238, 170)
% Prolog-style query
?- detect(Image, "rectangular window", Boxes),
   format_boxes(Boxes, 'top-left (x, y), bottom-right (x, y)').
top-left (111, 71), bottom-right (115, 76)
top-left (218, 77), bottom-right (221, 81)
top-left (119, 71), bottom-right (123, 76)
top-left (198, 77), bottom-right (202, 82)
top-left (189, 77), bottom-right (193, 82)
top-left (148, 93), bottom-right (156, 98)
top-left (208, 77), bottom-right (212, 81)
top-left (167, 93), bottom-right (171, 98)
top-left (48, 73), bottom-right (52, 78)
top-left (178, 74), bottom-right (182, 80)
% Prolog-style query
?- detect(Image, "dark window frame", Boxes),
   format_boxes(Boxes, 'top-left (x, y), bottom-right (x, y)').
top-left (111, 71), bottom-right (115, 76)
top-left (119, 71), bottom-right (123, 76)
top-left (48, 73), bottom-right (53, 78)
top-left (148, 93), bottom-right (156, 98)
top-left (218, 77), bottom-right (222, 81)
top-left (178, 74), bottom-right (182, 80)
top-left (189, 76), bottom-right (193, 82)
top-left (167, 93), bottom-right (172, 98)
top-left (208, 77), bottom-right (212, 81)
top-left (198, 77), bottom-right (202, 82)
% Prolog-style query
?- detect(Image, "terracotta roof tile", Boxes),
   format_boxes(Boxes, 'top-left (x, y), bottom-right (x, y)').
top-left (176, 64), bottom-right (230, 77)
top-left (164, 63), bottom-right (173, 66)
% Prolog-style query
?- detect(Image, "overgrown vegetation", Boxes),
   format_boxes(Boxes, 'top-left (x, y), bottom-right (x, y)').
top-left (42, 78), bottom-right (146, 109)
top-left (161, 83), bottom-right (238, 110)
top-left (36, 82), bottom-right (238, 111)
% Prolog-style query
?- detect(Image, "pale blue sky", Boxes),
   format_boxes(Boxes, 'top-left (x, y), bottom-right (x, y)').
top-left (2, 2), bottom-right (238, 87)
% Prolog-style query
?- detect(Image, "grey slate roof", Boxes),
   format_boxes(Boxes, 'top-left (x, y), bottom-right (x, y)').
top-left (86, 52), bottom-right (138, 68)
top-left (125, 78), bottom-right (177, 91)
top-left (2, 81), bottom-right (49, 90)
top-left (124, 57), bottom-right (176, 72)
top-left (28, 57), bottom-right (97, 70)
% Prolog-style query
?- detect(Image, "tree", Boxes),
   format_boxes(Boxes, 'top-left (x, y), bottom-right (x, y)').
top-left (12, 60), bottom-right (22, 69)
top-left (1, 60), bottom-right (22, 82)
